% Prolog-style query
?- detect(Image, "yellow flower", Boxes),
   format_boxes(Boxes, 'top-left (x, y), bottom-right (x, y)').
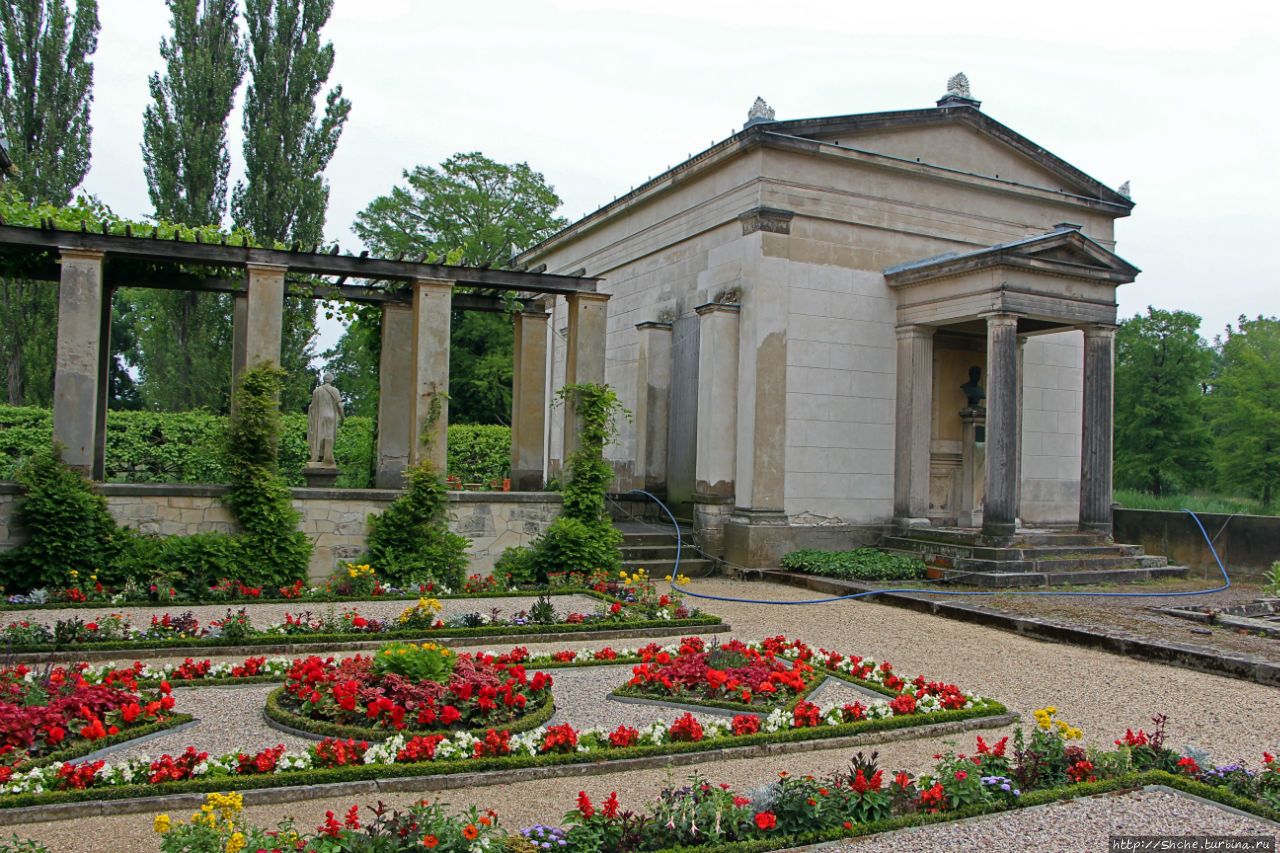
top-left (153, 814), bottom-right (171, 834)
top-left (226, 832), bottom-right (247, 853)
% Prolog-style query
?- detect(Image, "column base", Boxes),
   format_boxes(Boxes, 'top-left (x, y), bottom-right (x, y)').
top-left (893, 516), bottom-right (932, 531)
top-left (303, 464), bottom-right (340, 489)
top-left (980, 519), bottom-right (1016, 544)
top-left (1079, 521), bottom-right (1112, 537)
top-left (692, 494), bottom-right (734, 560)
top-left (510, 469), bottom-right (544, 491)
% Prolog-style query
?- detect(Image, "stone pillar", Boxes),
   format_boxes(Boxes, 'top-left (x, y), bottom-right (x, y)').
top-left (375, 304), bottom-right (414, 488)
top-left (510, 308), bottom-right (550, 490)
top-left (409, 279), bottom-right (453, 474)
top-left (958, 408), bottom-right (986, 527)
top-left (562, 291), bottom-right (610, 458)
top-left (633, 320), bottom-right (672, 495)
top-left (694, 302), bottom-right (739, 556)
top-left (92, 285), bottom-right (115, 481)
top-left (231, 292), bottom-right (248, 386)
top-left (1079, 325), bottom-right (1116, 535)
top-left (1016, 335), bottom-right (1027, 525)
top-left (982, 313), bottom-right (1021, 540)
top-left (242, 263), bottom-right (286, 370)
top-left (893, 325), bottom-right (935, 525)
top-left (53, 249), bottom-right (105, 473)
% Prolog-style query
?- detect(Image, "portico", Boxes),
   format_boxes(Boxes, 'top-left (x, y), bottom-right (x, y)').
top-left (884, 227), bottom-right (1138, 540)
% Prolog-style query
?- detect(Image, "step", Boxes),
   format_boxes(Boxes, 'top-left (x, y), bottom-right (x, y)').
top-left (951, 554), bottom-right (1169, 573)
top-left (881, 537), bottom-right (1146, 563)
top-left (932, 564), bottom-right (1190, 588)
top-left (620, 558), bottom-right (715, 576)
top-left (622, 544), bottom-right (686, 561)
top-left (900, 527), bottom-right (1108, 548)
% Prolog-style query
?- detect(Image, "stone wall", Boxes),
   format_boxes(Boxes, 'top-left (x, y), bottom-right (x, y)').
top-left (0, 483), bottom-right (562, 582)
top-left (1114, 508), bottom-right (1279, 582)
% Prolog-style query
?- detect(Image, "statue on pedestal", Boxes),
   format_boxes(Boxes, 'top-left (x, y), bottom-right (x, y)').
top-left (960, 365), bottom-right (986, 410)
top-left (307, 372), bottom-right (344, 467)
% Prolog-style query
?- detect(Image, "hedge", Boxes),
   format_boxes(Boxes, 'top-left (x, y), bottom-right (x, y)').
top-left (779, 548), bottom-right (927, 581)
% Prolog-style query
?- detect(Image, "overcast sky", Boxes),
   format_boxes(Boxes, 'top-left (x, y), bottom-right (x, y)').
top-left (81, 0), bottom-right (1279, 354)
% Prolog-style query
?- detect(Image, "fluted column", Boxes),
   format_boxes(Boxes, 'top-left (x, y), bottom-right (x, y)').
top-left (893, 325), bottom-right (935, 524)
top-left (982, 313), bottom-right (1020, 540)
top-left (1079, 325), bottom-right (1116, 534)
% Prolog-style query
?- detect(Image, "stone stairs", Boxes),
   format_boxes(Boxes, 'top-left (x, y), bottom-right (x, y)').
top-left (615, 521), bottom-right (716, 579)
top-left (880, 527), bottom-right (1189, 587)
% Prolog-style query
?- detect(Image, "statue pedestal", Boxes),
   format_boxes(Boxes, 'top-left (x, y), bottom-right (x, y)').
top-left (958, 407), bottom-right (985, 528)
top-left (304, 463), bottom-right (340, 489)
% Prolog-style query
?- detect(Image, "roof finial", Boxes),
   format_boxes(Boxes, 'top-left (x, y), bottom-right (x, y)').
top-left (1117, 180), bottom-right (1131, 199)
top-left (743, 96), bottom-right (776, 129)
top-left (936, 73), bottom-right (981, 109)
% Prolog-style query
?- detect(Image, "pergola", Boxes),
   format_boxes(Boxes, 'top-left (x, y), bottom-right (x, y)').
top-left (0, 222), bottom-right (610, 488)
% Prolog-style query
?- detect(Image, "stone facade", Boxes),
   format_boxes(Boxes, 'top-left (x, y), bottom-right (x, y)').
top-left (0, 484), bottom-right (561, 582)
top-left (522, 88), bottom-right (1135, 566)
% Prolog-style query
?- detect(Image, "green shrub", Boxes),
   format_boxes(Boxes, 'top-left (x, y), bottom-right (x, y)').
top-left (0, 448), bottom-right (124, 592)
top-left (222, 364), bottom-right (311, 589)
top-left (779, 548), bottom-right (926, 581)
top-left (112, 531), bottom-right (243, 598)
top-left (365, 460), bottom-right (470, 589)
top-left (446, 423), bottom-right (510, 484)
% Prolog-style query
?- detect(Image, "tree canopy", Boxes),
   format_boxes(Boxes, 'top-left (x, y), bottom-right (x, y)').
top-left (1212, 316), bottom-right (1280, 507)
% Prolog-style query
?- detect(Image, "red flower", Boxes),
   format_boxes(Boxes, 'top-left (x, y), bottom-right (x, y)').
top-left (954, 770), bottom-right (967, 781)
top-left (609, 601), bottom-right (622, 614)
top-left (754, 812), bottom-right (777, 830)
top-left (462, 824), bottom-right (478, 840)
top-left (602, 792), bottom-right (620, 818)
top-left (344, 805), bottom-right (361, 829)
top-left (577, 790), bottom-right (595, 818)
top-left (422, 835), bottom-right (438, 848)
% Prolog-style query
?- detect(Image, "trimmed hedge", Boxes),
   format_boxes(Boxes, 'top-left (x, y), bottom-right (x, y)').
top-left (264, 686), bottom-right (556, 742)
top-left (779, 548), bottom-right (927, 581)
top-left (0, 588), bottom-right (589, 612)
top-left (0, 700), bottom-right (1008, 810)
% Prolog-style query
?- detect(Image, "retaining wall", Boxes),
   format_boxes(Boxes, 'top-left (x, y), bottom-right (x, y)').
top-left (0, 483), bottom-right (562, 581)
top-left (1113, 507), bottom-right (1279, 582)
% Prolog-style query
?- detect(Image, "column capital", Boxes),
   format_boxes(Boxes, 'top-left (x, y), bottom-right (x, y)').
top-left (695, 301), bottom-right (740, 317)
top-left (412, 277), bottom-right (454, 292)
top-left (894, 323), bottom-right (936, 341)
top-left (635, 320), bottom-right (672, 331)
top-left (570, 290), bottom-right (610, 305)
top-left (245, 261), bottom-right (288, 274)
top-left (1082, 324), bottom-right (1118, 341)
top-left (58, 247), bottom-right (105, 262)
top-left (979, 311), bottom-right (1021, 329)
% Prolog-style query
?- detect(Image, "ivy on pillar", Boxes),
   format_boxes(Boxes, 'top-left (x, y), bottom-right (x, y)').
top-left (409, 279), bottom-right (453, 474)
top-left (510, 307), bottom-right (550, 490)
top-left (376, 304), bottom-right (414, 488)
top-left (1079, 324), bottom-right (1117, 534)
top-left (982, 313), bottom-right (1021, 540)
top-left (53, 249), bottom-right (106, 473)
top-left (893, 324), bottom-right (935, 525)
top-left (563, 291), bottom-right (610, 458)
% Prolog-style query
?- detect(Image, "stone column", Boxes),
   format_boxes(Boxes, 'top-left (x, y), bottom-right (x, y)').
top-left (242, 263), bottom-right (286, 370)
top-left (634, 320), bottom-right (672, 495)
top-left (92, 286), bottom-right (115, 480)
top-left (510, 308), bottom-right (550, 490)
top-left (375, 304), bottom-right (414, 488)
top-left (893, 325), bottom-right (935, 525)
top-left (562, 291), bottom-right (610, 458)
top-left (231, 292), bottom-right (248, 385)
top-left (1079, 325), bottom-right (1116, 535)
top-left (958, 408), bottom-right (986, 527)
top-left (53, 249), bottom-right (106, 473)
top-left (1016, 335), bottom-right (1027, 525)
top-left (982, 313), bottom-right (1020, 540)
top-left (409, 278), bottom-right (453, 474)
top-left (694, 302), bottom-right (739, 556)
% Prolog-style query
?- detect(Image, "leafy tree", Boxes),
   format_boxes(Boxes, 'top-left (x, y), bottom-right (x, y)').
top-left (0, 0), bottom-right (100, 405)
top-left (1211, 316), bottom-right (1280, 507)
top-left (233, 0), bottom-right (350, 411)
top-left (1113, 307), bottom-right (1211, 496)
top-left (343, 152), bottom-right (567, 424)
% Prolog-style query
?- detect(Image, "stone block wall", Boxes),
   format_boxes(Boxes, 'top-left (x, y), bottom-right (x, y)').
top-left (0, 483), bottom-right (562, 583)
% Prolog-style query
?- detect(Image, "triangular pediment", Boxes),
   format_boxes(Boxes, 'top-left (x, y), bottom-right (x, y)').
top-left (766, 107), bottom-right (1132, 210)
top-left (884, 228), bottom-right (1140, 286)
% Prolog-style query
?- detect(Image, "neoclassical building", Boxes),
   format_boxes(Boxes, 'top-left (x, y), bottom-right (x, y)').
top-left (517, 77), bottom-right (1137, 566)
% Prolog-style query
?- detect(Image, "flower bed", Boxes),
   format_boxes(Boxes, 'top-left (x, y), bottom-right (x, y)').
top-left (0, 637), bottom-right (1007, 808)
top-left (265, 643), bottom-right (556, 740)
top-left (0, 593), bottom-right (720, 655)
top-left (9, 712), bottom-right (1273, 853)
top-left (0, 665), bottom-right (189, 779)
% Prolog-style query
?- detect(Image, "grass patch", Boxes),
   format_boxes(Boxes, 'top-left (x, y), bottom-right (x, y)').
top-left (1114, 489), bottom-right (1280, 517)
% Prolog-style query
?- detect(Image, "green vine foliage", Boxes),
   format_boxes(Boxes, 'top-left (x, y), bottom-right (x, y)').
top-left (223, 363), bottom-right (311, 589)
top-left (497, 383), bottom-right (628, 585)
top-left (365, 460), bottom-right (470, 589)
top-left (0, 448), bottom-right (124, 593)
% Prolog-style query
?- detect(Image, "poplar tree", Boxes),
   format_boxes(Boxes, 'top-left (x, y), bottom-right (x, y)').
top-left (232, 0), bottom-right (350, 411)
top-left (0, 0), bottom-right (99, 406)
top-left (133, 0), bottom-right (245, 412)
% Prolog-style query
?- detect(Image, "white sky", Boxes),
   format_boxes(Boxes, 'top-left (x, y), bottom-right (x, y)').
top-left (81, 0), bottom-right (1280, 354)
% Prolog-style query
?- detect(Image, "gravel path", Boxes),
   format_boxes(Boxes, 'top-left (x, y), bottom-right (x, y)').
top-left (12, 577), bottom-right (1280, 852)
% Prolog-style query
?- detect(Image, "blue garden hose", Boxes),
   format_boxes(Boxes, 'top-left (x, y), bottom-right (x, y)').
top-left (624, 490), bottom-right (1230, 605)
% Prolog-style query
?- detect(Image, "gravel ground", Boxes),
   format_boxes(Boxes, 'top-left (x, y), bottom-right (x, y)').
top-left (11, 577), bottom-right (1280, 852)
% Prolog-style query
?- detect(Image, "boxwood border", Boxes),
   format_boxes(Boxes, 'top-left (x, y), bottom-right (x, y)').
top-left (0, 587), bottom-right (598, 612)
top-left (0, 701), bottom-right (1009, 812)
top-left (263, 686), bottom-right (557, 742)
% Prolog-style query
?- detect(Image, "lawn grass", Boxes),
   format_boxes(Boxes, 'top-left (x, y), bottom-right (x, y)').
top-left (1113, 488), bottom-right (1279, 517)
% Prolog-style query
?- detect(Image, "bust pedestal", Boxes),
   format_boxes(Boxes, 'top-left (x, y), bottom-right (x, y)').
top-left (304, 463), bottom-right (340, 489)
top-left (958, 407), bottom-right (986, 528)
